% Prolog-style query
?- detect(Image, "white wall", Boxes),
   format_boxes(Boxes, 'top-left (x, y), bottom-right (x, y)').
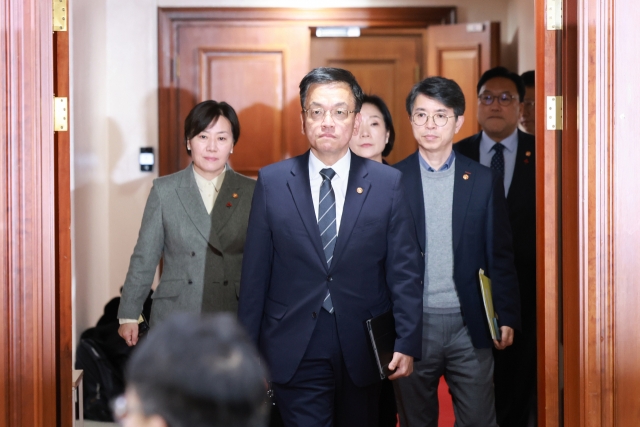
top-left (70, 0), bottom-right (535, 343)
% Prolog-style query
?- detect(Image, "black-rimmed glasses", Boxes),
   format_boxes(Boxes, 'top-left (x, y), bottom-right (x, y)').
top-left (302, 107), bottom-right (357, 122)
top-left (411, 112), bottom-right (456, 127)
top-left (478, 93), bottom-right (519, 106)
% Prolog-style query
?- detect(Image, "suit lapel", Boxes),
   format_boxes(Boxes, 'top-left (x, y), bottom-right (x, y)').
top-left (467, 133), bottom-right (482, 162)
top-left (452, 156), bottom-right (476, 252)
top-left (330, 155), bottom-right (371, 270)
top-left (211, 168), bottom-right (241, 233)
top-left (176, 164), bottom-right (223, 252)
top-left (507, 130), bottom-right (530, 205)
top-left (404, 152), bottom-right (426, 253)
top-left (286, 152), bottom-right (327, 267)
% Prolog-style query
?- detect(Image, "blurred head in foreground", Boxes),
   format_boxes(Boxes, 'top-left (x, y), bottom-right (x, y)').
top-left (113, 313), bottom-right (268, 427)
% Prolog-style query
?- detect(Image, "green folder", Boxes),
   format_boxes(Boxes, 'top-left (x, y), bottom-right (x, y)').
top-left (478, 269), bottom-right (502, 341)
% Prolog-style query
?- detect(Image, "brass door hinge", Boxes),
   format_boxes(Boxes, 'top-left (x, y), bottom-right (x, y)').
top-left (546, 0), bottom-right (563, 30)
top-left (546, 96), bottom-right (563, 130)
top-left (53, 0), bottom-right (67, 32)
top-left (54, 97), bottom-right (68, 132)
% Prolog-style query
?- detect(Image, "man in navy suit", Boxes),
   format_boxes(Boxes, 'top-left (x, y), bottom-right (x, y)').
top-left (454, 66), bottom-right (537, 427)
top-left (238, 68), bottom-right (423, 427)
top-left (393, 76), bottom-right (520, 427)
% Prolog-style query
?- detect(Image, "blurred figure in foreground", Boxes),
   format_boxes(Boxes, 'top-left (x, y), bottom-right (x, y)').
top-left (349, 94), bottom-right (395, 164)
top-left (112, 313), bottom-right (268, 427)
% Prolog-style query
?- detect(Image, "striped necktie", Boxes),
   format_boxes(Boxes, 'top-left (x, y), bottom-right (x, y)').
top-left (318, 168), bottom-right (337, 313)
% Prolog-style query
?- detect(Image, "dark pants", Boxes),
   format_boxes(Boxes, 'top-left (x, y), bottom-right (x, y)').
top-left (394, 312), bottom-right (497, 427)
top-left (272, 309), bottom-right (381, 427)
top-left (494, 329), bottom-right (537, 427)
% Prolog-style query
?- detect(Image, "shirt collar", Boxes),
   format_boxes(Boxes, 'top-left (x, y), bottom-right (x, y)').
top-left (309, 149), bottom-right (351, 180)
top-left (419, 149), bottom-right (456, 172)
top-left (480, 128), bottom-right (519, 155)
top-left (193, 164), bottom-right (226, 187)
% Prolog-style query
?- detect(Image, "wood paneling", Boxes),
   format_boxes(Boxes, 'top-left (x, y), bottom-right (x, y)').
top-left (535, 0), bottom-right (561, 420)
top-left (0, 0), bottom-right (61, 425)
top-left (53, 8), bottom-right (73, 427)
top-left (158, 7), bottom-right (457, 177)
top-left (311, 29), bottom-right (425, 164)
top-left (426, 22), bottom-right (500, 142)
top-left (613, 2), bottom-right (640, 424)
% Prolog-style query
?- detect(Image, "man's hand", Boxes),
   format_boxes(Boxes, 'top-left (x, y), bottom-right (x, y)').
top-left (118, 323), bottom-right (140, 347)
top-left (387, 352), bottom-right (414, 380)
top-left (493, 326), bottom-right (514, 350)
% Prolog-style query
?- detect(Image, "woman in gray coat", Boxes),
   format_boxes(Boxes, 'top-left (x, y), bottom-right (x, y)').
top-left (118, 100), bottom-right (256, 346)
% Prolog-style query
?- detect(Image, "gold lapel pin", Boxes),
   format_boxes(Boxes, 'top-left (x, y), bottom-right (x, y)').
top-left (463, 174), bottom-right (469, 180)
top-left (232, 193), bottom-right (238, 199)
top-left (525, 151), bottom-right (532, 157)
top-left (356, 187), bottom-right (364, 194)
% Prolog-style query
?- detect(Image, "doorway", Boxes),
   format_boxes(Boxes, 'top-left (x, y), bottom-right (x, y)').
top-left (157, 7), bottom-right (501, 177)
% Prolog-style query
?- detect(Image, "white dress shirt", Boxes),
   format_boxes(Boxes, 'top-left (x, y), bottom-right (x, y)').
top-left (309, 149), bottom-right (351, 234)
top-left (479, 129), bottom-right (519, 196)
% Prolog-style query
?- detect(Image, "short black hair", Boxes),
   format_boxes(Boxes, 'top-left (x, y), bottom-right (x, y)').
top-left (299, 67), bottom-right (364, 112)
top-left (362, 94), bottom-right (395, 158)
top-left (126, 313), bottom-right (268, 427)
top-left (184, 100), bottom-right (241, 155)
top-left (477, 66), bottom-right (526, 101)
top-left (405, 76), bottom-right (466, 117)
top-left (521, 70), bottom-right (535, 88)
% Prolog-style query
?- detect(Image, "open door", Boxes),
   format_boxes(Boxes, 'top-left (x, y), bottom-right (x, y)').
top-left (426, 22), bottom-right (500, 141)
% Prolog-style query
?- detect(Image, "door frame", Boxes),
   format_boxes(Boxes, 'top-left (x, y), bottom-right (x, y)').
top-left (1, 0), bottom-right (71, 425)
top-left (157, 7), bottom-right (456, 177)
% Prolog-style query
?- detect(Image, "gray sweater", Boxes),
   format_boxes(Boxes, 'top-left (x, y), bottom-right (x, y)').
top-left (420, 162), bottom-right (460, 313)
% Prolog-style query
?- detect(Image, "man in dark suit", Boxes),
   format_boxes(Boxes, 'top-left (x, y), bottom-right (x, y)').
top-left (454, 66), bottom-right (537, 427)
top-left (238, 68), bottom-right (423, 427)
top-left (393, 76), bottom-right (520, 427)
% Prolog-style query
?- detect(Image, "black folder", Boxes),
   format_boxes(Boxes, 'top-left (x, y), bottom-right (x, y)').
top-left (366, 309), bottom-right (396, 379)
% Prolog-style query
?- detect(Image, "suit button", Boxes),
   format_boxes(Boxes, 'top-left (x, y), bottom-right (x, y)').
top-left (191, 252), bottom-right (196, 257)
top-left (312, 312), bottom-right (317, 319)
top-left (421, 252), bottom-right (424, 257)
top-left (327, 276), bottom-right (333, 282)
top-left (188, 280), bottom-right (193, 285)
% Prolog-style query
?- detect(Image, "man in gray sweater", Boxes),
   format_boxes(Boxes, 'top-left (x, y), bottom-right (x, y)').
top-left (393, 77), bottom-right (520, 427)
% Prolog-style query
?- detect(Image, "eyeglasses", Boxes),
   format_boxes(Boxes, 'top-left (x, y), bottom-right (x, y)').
top-left (111, 395), bottom-right (145, 423)
top-left (523, 100), bottom-right (535, 110)
top-left (411, 112), bottom-right (456, 127)
top-left (302, 107), bottom-right (357, 122)
top-left (478, 93), bottom-right (518, 106)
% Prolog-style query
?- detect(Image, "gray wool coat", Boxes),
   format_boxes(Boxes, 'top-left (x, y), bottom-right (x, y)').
top-left (118, 163), bottom-right (256, 327)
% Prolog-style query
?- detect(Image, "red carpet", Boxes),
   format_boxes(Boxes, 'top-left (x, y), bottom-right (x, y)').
top-left (395, 376), bottom-right (455, 427)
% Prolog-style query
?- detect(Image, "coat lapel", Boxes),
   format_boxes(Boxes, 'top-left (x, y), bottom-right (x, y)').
top-left (452, 156), bottom-right (476, 252)
top-left (507, 130), bottom-right (531, 205)
top-left (404, 152), bottom-right (426, 253)
top-left (286, 152), bottom-right (327, 267)
top-left (211, 168), bottom-right (242, 233)
top-left (176, 164), bottom-right (223, 252)
top-left (330, 155), bottom-right (371, 270)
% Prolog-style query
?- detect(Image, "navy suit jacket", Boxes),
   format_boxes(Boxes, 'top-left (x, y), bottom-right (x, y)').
top-left (394, 151), bottom-right (521, 348)
top-left (238, 151), bottom-right (423, 387)
top-left (454, 130), bottom-right (536, 333)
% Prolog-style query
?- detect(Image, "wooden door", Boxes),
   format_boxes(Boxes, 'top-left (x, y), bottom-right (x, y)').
top-left (426, 22), bottom-right (500, 142)
top-left (311, 29), bottom-right (424, 165)
top-left (158, 8), bottom-right (456, 176)
top-left (159, 19), bottom-right (310, 177)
